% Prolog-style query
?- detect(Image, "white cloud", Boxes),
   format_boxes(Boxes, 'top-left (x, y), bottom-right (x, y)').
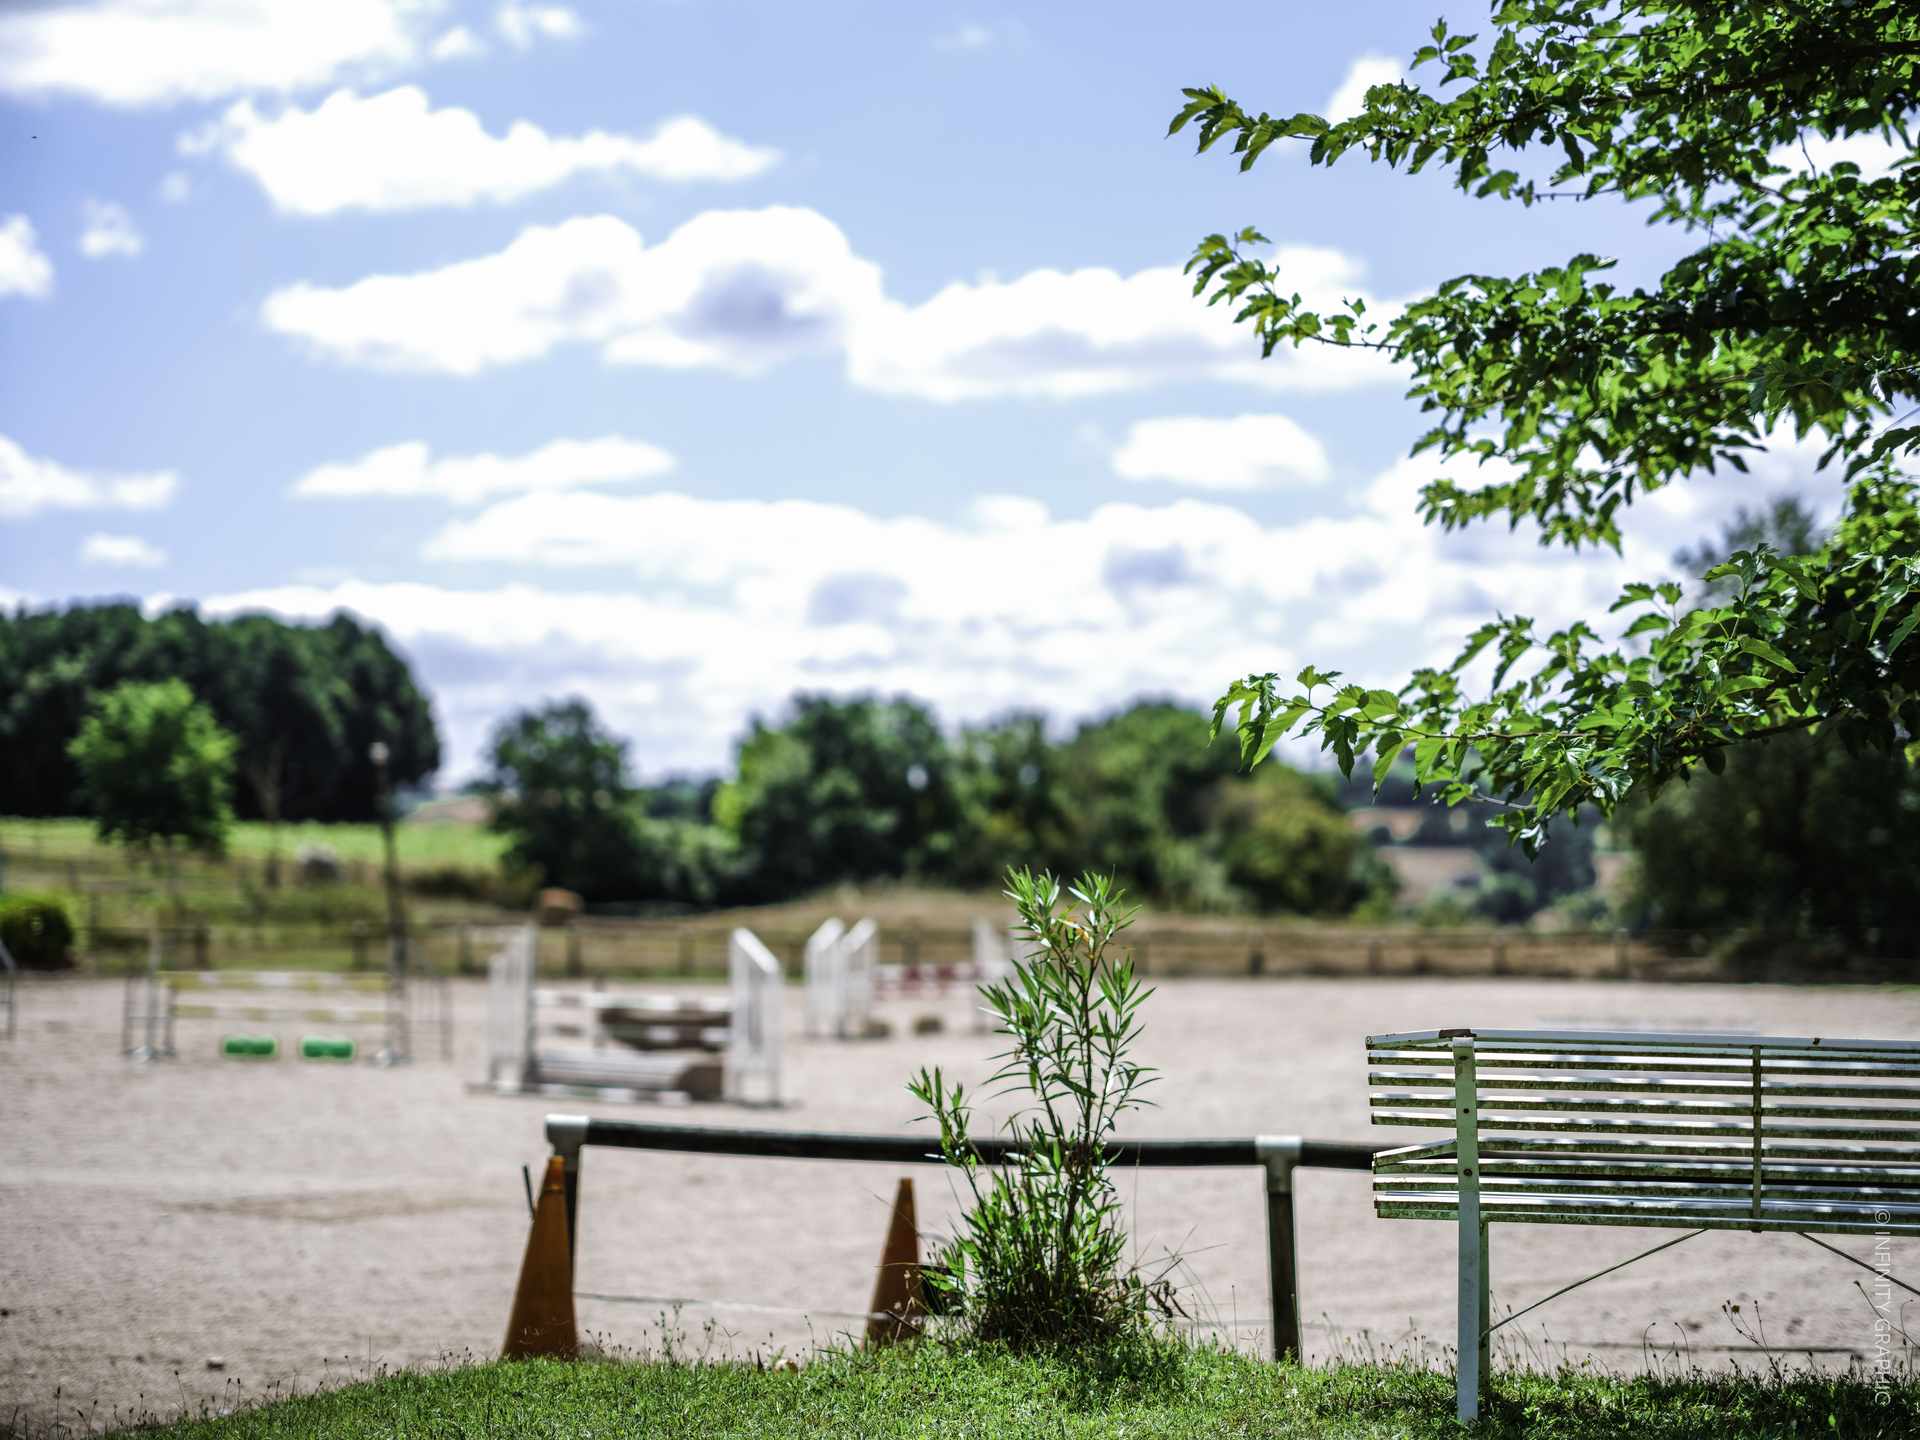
top-left (934, 21), bottom-right (1027, 54)
top-left (430, 24), bottom-right (484, 61)
top-left (262, 204), bottom-right (1398, 397)
top-left (0, 216), bottom-right (54, 299)
top-left (81, 532), bottom-right (167, 568)
top-left (495, 1), bottom-right (581, 49)
top-left (0, 0), bottom-right (436, 107)
top-left (188, 87), bottom-right (779, 215)
top-left (158, 170), bottom-right (192, 204)
top-left (262, 207), bottom-right (885, 376)
top-left (1111, 414), bottom-right (1331, 491)
top-left (1771, 131), bottom-right (1911, 183)
top-left (1326, 54), bottom-right (1403, 123)
top-left (292, 435), bottom-right (676, 503)
top-left (197, 427), bottom-right (1843, 777)
top-left (851, 245), bottom-right (1398, 400)
top-left (0, 434), bottom-right (178, 518)
top-left (78, 199), bottom-right (144, 259)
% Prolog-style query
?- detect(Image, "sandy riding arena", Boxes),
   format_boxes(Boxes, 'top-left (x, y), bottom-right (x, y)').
top-left (4, 974), bottom-right (1918, 1428)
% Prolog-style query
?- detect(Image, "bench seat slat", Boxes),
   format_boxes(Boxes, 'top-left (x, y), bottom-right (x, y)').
top-left (1374, 1182), bottom-right (1912, 1205)
top-left (1470, 1140), bottom-right (1920, 1167)
top-left (1372, 1093), bottom-right (1920, 1123)
top-left (1370, 1053), bottom-right (1920, 1081)
top-left (1374, 1203), bottom-right (1920, 1237)
top-left (1376, 1188), bottom-right (1920, 1219)
top-left (1368, 1028), bottom-right (1920, 1054)
top-left (1372, 1110), bottom-right (1920, 1142)
top-left (1370, 1071), bottom-right (1920, 1101)
top-left (1376, 1156), bottom-right (1920, 1186)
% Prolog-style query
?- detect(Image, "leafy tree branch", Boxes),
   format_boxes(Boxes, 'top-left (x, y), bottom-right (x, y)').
top-left (1176, 0), bottom-right (1920, 847)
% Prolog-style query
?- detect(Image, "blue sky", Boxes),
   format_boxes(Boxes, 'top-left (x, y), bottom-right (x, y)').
top-left (0, 1), bottom-right (1848, 781)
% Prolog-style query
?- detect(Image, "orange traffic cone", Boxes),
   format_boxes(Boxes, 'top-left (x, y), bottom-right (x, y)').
top-left (865, 1177), bottom-right (926, 1345)
top-left (503, 1155), bottom-right (578, 1359)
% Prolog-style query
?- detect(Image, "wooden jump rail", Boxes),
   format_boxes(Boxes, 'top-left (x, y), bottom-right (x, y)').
top-left (1368, 1026), bottom-right (1920, 1421)
top-left (539, 1114), bottom-right (1379, 1359)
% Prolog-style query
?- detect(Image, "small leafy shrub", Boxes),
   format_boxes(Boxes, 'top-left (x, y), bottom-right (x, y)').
top-left (0, 893), bottom-right (77, 970)
top-left (909, 869), bottom-right (1174, 1350)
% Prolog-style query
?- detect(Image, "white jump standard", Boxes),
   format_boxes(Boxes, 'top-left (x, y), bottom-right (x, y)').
top-left (1367, 1026), bottom-right (1920, 1421)
top-left (484, 924), bottom-right (782, 1105)
top-left (803, 915), bottom-right (1012, 1040)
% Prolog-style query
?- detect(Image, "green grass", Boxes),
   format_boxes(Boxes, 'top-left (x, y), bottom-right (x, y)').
top-left (0, 816), bottom-right (507, 870)
top-left (81, 1343), bottom-right (1919, 1440)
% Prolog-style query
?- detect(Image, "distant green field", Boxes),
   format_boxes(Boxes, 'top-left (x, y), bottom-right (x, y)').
top-left (0, 816), bottom-right (507, 870)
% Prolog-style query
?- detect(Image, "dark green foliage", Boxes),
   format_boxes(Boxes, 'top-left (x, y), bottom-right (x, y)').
top-left (0, 893), bottom-right (75, 970)
top-left (1619, 498), bottom-right (1920, 954)
top-left (910, 872), bottom-right (1174, 1350)
top-left (1178, 2), bottom-right (1920, 850)
top-left (950, 711), bottom-right (1077, 884)
top-left (68, 679), bottom-right (236, 856)
top-left (480, 699), bottom-right (649, 904)
top-left (716, 694), bottom-right (970, 898)
top-left (1618, 726), bottom-right (1920, 955)
top-left (0, 603), bottom-right (438, 823)
top-left (1210, 767), bottom-right (1396, 916)
top-left (93, 1344), bottom-right (1920, 1440)
top-left (487, 694), bottom-right (1403, 915)
top-left (1052, 702), bottom-right (1241, 901)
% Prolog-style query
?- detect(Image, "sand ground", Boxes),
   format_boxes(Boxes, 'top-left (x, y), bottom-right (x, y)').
top-left (4, 974), bottom-right (1918, 1429)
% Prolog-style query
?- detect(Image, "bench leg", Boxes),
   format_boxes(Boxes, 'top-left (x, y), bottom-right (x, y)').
top-left (1458, 1216), bottom-right (1488, 1422)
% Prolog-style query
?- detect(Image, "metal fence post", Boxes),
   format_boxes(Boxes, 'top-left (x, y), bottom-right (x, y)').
top-left (1255, 1135), bottom-right (1304, 1361)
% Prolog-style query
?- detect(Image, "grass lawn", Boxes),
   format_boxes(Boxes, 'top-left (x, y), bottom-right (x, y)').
top-left (96, 1344), bottom-right (1917, 1439)
top-left (0, 816), bottom-right (508, 871)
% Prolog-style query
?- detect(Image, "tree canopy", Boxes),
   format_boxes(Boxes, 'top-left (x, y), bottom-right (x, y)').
top-left (483, 691), bottom-right (1399, 916)
top-left (68, 679), bottom-right (236, 855)
top-left (1176, 1), bottom-right (1920, 848)
top-left (479, 698), bottom-right (642, 902)
top-left (1617, 498), bottom-right (1920, 954)
top-left (0, 602), bottom-right (439, 823)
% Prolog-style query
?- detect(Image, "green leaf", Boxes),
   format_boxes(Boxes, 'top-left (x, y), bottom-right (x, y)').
top-left (1372, 733), bottom-right (1408, 788)
top-left (1737, 636), bottom-right (1799, 674)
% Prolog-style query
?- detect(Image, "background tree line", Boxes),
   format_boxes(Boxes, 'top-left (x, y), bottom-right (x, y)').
top-left (0, 602), bottom-right (440, 826)
top-left (480, 694), bottom-right (1399, 917)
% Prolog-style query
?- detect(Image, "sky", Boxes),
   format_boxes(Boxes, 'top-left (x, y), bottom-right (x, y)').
top-left (0, 1), bottom-right (1857, 784)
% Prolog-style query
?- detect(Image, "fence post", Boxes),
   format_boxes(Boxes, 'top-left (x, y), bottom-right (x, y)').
top-left (459, 924), bottom-right (474, 977)
top-left (1248, 942), bottom-right (1265, 977)
top-left (194, 924), bottom-right (210, 971)
top-left (566, 925), bottom-right (583, 979)
top-left (1613, 928), bottom-right (1629, 978)
top-left (1256, 1135), bottom-right (1304, 1361)
top-left (678, 927), bottom-right (695, 977)
top-left (351, 922), bottom-right (368, 973)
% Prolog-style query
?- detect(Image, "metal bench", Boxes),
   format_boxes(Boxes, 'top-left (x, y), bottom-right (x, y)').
top-left (1367, 1027), bottom-right (1920, 1420)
